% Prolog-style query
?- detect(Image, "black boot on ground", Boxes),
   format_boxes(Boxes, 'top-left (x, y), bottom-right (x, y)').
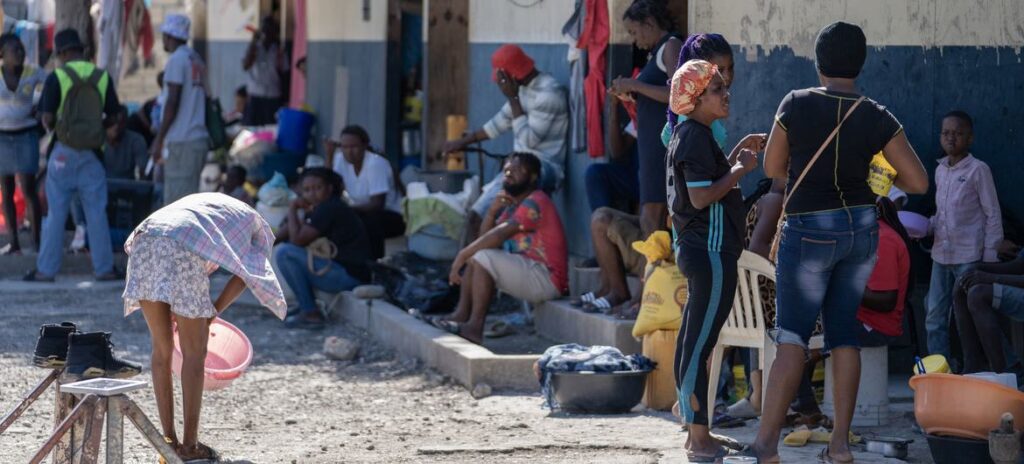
top-left (64, 332), bottom-right (142, 379)
top-left (32, 322), bottom-right (78, 368)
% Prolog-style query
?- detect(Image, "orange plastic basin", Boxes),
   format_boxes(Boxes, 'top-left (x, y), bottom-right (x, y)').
top-left (909, 373), bottom-right (1024, 440)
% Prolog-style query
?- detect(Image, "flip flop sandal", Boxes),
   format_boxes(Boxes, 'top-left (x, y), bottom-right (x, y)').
top-left (712, 412), bottom-right (748, 429)
top-left (430, 318), bottom-right (462, 335)
top-left (710, 433), bottom-right (750, 452)
top-left (818, 444), bottom-right (854, 464)
top-left (615, 301), bottom-right (642, 320)
top-left (686, 445), bottom-right (735, 463)
top-left (571, 292), bottom-right (597, 308)
top-left (180, 442), bottom-right (220, 462)
top-left (583, 297), bottom-right (618, 314)
top-left (484, 321), bottom-right (515, 338)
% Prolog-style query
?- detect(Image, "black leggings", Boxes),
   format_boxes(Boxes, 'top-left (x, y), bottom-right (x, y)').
top-left (674, 245), bottom-right (739, 425)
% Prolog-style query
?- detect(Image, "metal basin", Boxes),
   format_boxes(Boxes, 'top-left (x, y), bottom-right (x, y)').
top-left (550, 370), bottom-right (651, 414)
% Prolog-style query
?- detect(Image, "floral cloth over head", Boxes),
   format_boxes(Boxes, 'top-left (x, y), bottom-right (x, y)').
top-left (669, 59), bottom-right (718, 116)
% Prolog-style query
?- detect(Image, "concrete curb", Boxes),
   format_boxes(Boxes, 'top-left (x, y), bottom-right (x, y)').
top-left (534, 300), bottom-right (642, 354)
top-left (327, 292), bottom-right (540, 391)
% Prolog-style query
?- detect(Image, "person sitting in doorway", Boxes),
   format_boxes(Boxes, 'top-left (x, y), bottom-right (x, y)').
top-left (441, 44), bottom-right (569, 242)
top-left (104, 105), bottom-right (150, 180)
top-left (242, 15), bottom-right (287, 126)
top-left (275, 167), bottom-right (371, 330)
top-left (855, 196), bottom-right (912, 346)
top-left (953, 243), bottom-right (1024, 374)
top-left (431, 152), bottom-right (567, 344)
top-left (576, 94), bottom-right (643, 315)
top-left (326, 125), bottom-right (405, 260)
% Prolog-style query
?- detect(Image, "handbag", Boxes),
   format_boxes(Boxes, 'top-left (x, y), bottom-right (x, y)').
top-left (769, 96), bottom-right (866, 262)
top-left (307, 237), bottom-right (338, 276)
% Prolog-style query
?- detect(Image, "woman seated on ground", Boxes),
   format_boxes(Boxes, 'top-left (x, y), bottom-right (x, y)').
top-left (326, 125), bottom-right (405, 260)
top-left (275, 167), bottom-right (372, 330)
top-left (123, 192), bottom-right (286, 461)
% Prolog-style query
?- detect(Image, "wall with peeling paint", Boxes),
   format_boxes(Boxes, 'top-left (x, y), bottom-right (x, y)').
top-left (692, 0), bottom-right (1024, 231)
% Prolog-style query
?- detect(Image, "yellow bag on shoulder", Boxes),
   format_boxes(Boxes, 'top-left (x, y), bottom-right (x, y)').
top-left (867, 152), bottom-right (896, 196)
top-left (631, 231), bottom-right (687, 338)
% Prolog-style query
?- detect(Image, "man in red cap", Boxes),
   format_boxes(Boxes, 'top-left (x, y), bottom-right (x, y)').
top-left (443, 44), bottom-right (568, 241)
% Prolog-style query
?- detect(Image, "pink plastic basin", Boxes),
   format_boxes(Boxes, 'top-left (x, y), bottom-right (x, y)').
top-left (171, 318), bottom-right (253, 391)
top-left (898, 211), bottom-right (929, 239)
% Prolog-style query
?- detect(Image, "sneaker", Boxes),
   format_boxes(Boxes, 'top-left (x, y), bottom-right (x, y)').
top-left (70, 225), bottom-right (86, 252)
top-left (22, 269), bottom-right (55, 282)
top-left (32, 322), bottom-right (78, 368)
top-left (284, 313), bottom-right (326, 330)
top-left (64, 332), bottom-right (142, 380)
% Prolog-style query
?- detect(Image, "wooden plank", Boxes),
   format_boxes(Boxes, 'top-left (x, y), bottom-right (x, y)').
top-left (52, 381), bottom-right (78, 464)
top-left (32, 395), bottom-right (98, 464)
top-left (105, 397), bottom-right (124, 464)
top-left (79, 399), bottom-right (107, 464)
top-left (121, 398), bottom-right (184, 464)
top-left (424, 0), bottom-right (469, 169)
top-left (0, 369), bottom-right (60, 434)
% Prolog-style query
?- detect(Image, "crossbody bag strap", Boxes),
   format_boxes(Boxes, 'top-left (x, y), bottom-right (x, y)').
top-left (779, 96), bottom-right (866, 213)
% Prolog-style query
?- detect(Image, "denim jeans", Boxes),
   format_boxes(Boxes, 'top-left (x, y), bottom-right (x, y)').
top-left (925, 261), bottom-right (977, 358)
top-left (273, 243), bottom-right (363, 314)
top-left (773, 206), bottom-right (878, 352)
top-left (584, 156), bottom-right (639, 212)
top-left (37, 143), bottom-right (113, 277)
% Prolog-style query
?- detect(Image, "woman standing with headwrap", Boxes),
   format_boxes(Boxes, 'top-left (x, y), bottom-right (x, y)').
top-left (666, 59), bottom-right (760, 462)
top-left (749, 22), bottom-right (928, 463)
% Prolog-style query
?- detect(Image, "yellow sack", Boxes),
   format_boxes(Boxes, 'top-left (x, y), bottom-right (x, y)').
top-left (631, 231), bottom-right (686, 338)
top-left (642, 329), bottom-right (679, 411)
top-left (867, 152), bottom-right (896, 196)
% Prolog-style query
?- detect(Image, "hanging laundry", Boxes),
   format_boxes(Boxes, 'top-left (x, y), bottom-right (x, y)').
top-left (562, 0), bottom-right (587, 155)
top-left (577, 0), bottom-right (608, 158)
top-left (122, 0), bottom-right (155, 77)
top-left (97, 0), bottom-right (124, 84)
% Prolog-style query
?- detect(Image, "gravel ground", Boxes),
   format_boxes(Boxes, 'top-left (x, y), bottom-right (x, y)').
top-left (0, 278), bottom-right (932, 463)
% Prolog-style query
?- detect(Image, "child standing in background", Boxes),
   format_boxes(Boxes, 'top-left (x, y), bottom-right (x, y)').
top-left (925, 110), bottom-right (1002, 359)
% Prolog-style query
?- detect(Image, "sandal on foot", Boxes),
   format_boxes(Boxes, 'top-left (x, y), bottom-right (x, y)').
top-left (712, 412), bottom-right (748, 429)
top-left (430, 318), bottom-right (462, 334)
top-left (710, 433), bottom-right (750, 452)
top-left (818, 444), bottom-right (854, 464)
top-left (686, 445), bottom-right (735, 463)
top-left (726, 397), bottom-right (760, 419)
top-left (483, 321), bottom-right (515, 338)
top-left (179, 442), bottom-right (220, 462)
top-left (570, 292), bottom-right (596, 308)
top-left (615, 301), bottom-right (641, 320)
top-left (584, 296), bottom-right (624, 314)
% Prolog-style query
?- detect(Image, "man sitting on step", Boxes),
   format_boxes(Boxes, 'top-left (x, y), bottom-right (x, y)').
top-left (430, 152), bottom-right (567, 344)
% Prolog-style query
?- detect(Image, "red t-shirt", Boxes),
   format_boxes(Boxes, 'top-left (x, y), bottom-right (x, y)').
top-left (856, 221), bottom-right (910, 336)
top-left (498, 190), bottom-right (568, 293)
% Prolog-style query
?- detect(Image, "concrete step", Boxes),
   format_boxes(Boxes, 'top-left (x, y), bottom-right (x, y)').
top-left (325, 291), bottom-right (540, 390)
top-left (533, 299), bottom-right (642, 354)
top-left (568, 266), bottom-right (642, 300)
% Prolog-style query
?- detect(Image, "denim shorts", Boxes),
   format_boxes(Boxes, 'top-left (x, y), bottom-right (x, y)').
top-left (772, 206), bottom-right (879, 352)
top-left (994, 284), bottom-right (1024, 321)
top-left (0, 129), bottom-right (40, 175)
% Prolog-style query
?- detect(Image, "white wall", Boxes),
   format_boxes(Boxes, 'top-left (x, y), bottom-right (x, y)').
top-left (307, 0), bottom-right (388, 42)
top-left (468, 0), bottom-right (574, 44)
top-left (690, 0), bottom-right (1024, 59)
top-left (205, 0), bottom-right (259, 41)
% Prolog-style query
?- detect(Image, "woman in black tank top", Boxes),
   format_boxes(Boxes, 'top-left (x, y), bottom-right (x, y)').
top-left (609, 0), bottom-right (682, 237)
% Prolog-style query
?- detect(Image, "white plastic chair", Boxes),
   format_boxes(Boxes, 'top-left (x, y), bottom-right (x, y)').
top-left (707, 250), bottom-right (823, 426)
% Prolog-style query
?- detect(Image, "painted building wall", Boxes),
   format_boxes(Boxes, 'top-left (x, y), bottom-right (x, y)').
top-left (691, 0), bottom-right (1024, 228)
top-left (204, 0), bottom-right (389, 147)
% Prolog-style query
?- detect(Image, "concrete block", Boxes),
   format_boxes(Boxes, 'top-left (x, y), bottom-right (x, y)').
top-left (533, 300), bottom-right (642, 354)
top-left (823, 345), bottom-right (890, 426)
top-left (568, 266), bottom-right (642, 299)
top-left (330, 292), bottom-right (540, 390)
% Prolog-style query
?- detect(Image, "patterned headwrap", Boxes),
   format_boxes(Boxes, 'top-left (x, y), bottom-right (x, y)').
top-left (669, 59), bottom-right (719, 116)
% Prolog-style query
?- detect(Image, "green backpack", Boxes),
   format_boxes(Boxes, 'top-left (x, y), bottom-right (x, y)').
top-left (56, 66), bottom-right (106, 150)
